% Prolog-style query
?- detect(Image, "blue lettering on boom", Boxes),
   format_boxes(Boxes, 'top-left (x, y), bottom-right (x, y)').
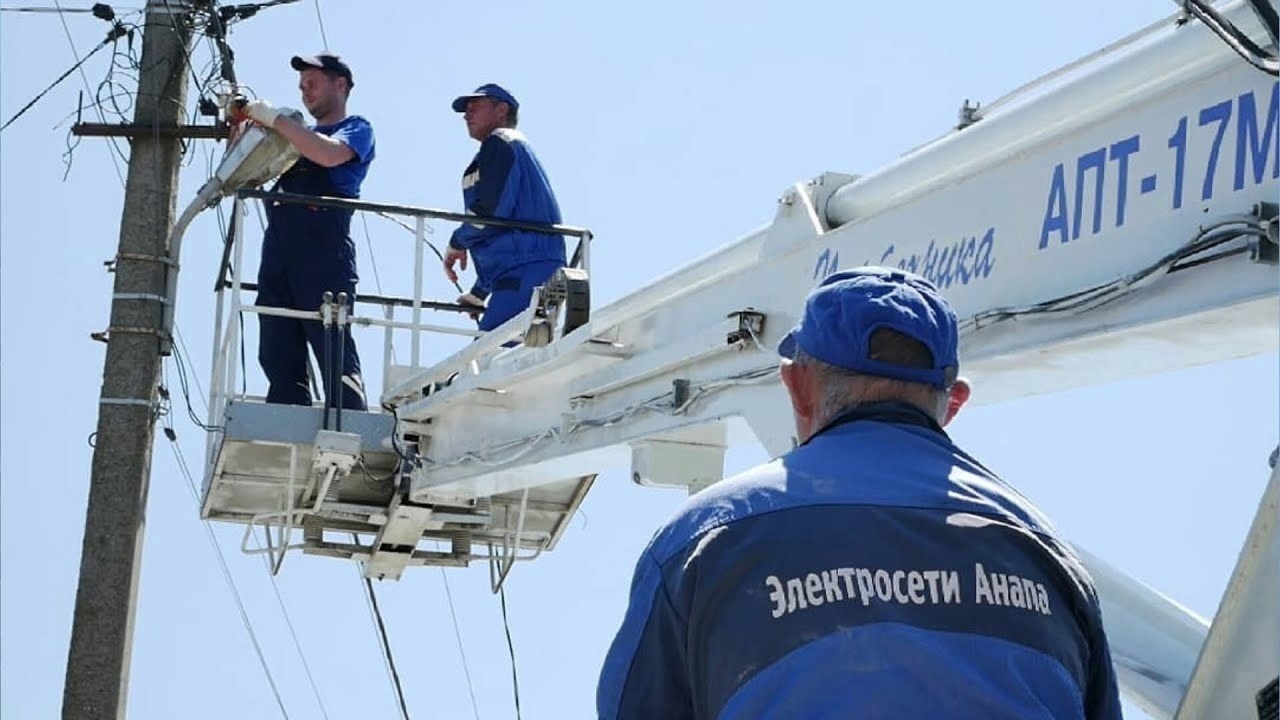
top-left (877, 228), bottom-right (997, 289)
top-left (814, 228), bottom-right (997, 290)
top-left (1039, 82), bottom-right (1278, 251)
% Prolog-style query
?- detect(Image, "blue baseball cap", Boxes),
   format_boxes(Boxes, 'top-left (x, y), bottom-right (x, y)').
top-left (451, 83), bottom-right (519, 112)
top-left (777, 267), bottom-right (960, 389)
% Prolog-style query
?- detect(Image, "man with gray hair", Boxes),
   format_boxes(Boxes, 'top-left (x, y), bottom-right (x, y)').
top-left (597, 267), bottom-right (1123, 719)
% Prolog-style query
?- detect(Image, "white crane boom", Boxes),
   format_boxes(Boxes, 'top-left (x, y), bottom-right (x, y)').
top-left (194, 2), bottom-right (1278, 717)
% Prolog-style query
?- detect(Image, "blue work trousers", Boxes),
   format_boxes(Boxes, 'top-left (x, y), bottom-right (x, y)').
top-left (256, 207), bottom-right (366, 411)
top-left (479, 260), bottom-right (564, 333)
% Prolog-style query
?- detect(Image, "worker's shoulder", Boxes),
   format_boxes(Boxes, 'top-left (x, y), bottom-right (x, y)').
top-left (645, 459), bottom-right (789, 564)
top-left (489, 127), bottom-right (529, 145)
top-left (642, 430), bottom-right (928, 564)
top-left (325, 114), bottom-right (372, 130)
top-left (318, 115), bottom-right (374, 142)
top-left (644, 421), bottom-right (1064, 565)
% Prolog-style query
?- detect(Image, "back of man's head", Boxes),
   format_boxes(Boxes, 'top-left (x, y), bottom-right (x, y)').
top-left (778, 267), bottom-right (966, 433)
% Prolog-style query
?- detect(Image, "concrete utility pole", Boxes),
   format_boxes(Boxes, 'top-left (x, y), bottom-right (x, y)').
top-left (63, 2), bottom-right (192, 717)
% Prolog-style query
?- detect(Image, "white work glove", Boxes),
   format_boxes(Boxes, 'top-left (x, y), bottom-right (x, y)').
top-left (243, 99), bottom-right (281, 127)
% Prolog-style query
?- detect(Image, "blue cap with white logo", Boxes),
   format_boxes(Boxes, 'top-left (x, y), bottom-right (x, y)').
top-left (451, 83), bottom-right (519, 112)
top-left (777, 267), bottom-right (960, 389)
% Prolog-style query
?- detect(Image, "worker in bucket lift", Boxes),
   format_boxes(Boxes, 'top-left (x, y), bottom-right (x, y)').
top-left (442, 84), bottom-right (567, 332)
top-left (236, 52), bottom-right (374, 411)
top-left (597, 267), bottom-right (1124, 720)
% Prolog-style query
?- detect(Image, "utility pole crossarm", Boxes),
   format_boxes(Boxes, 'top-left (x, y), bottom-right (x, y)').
top-left (71, 122), bottom-right (230, 140)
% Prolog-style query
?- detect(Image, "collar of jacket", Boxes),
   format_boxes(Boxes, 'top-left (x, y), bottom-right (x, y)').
top-left (802, 400), bottom-right (947, 447)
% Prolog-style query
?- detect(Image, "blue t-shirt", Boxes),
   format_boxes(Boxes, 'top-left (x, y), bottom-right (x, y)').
top-left (314, 114), bottom-right (375, 198)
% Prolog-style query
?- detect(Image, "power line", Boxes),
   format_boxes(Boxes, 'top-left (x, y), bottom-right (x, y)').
top-left (499, 586), bottom-right (523, 720)
top-left (250, 532), bottom-right (333, 720)
top-left (356, 564), bottom-right (406, 713)
top-left (166, 339), bottom-right (330, 719)
top-left (359, 212), bottom-right (387, 296)
top-left (370, 211), bottom-right (462, 294)
top-left (0, 4), bottom-right (140, 11)
top-left (175, 324), bottom-right (208, 412)
top-left (161, 0), bottom-right (216, 106)
top-left (361, 572), bottom-right (413, 720)
top-left (312, 0), bottom-right (328, 48)
top-left (164, 438), bottom-right (292, 719)
top-left (357, 212), bottom-right (401, 365)
top-left (440, 569), bottom-right (482, 720)
top-left (0, 25), bottom-right (119, 131)
top-left (50, 0), bottom-right (126, 184)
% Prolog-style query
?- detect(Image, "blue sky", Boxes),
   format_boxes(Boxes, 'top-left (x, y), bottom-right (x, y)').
top-left (2, 1), bottom-right (1276, 718)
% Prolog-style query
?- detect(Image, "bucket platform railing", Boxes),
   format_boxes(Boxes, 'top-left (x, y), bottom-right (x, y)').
top-left (198, 188), bottom-right (595, 581)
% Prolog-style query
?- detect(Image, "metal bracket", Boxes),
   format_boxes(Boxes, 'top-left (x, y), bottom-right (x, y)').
top-left (956, 98), bottom-right (982, 129)
top-left (488, 488), bottom-right (530, 593)
top-left (239, 444), bottom-right (303, 575)
top-left (362, 491), bottom-right (440, 581)
top-left (726, 309), bottom-right (766, 347)
top-left (237, 432), bottom-right (362, 575)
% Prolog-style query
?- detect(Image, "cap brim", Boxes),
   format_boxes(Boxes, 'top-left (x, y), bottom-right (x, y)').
top-left (290, 55), bottom-right (322, 71)
top-left (777, 329), bottom-right (798, 360)
top-left (451, 94), bottom-right (481, 112)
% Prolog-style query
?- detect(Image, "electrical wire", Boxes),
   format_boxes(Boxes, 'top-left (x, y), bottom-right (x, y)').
top-left (1182, 0), bottom-right (1278, 76)
top-left (163, 438), bottom-right (292, 719)
top-left (422, 361), bottom-right (778, 469)
top-left (958, 215), bottom-right (1271, 334)
top-left (1245, 0), bottom-right (1279, 45)
top-left (499, 586), bottom-right (523, 720)
top-left (163, 354), bottom-right (337, 719)
top-left (362, 208), bottom-right (463, 297)
top-left (359, 213), bottom-right (388, 298)
top-left (360, 572), bottom-right (413, 720)
top-left (355, 563), bottom-right (407, 717)
top-left (374, 212), bottom-right (462, 294)
top-left (440, 569), bottom-right (482, 720)
top-left (171, 328), bottom-right (222, 430)
top-left (247, 527), bottom-right (333, 720)
top-left (161, 0), bottom-right (216, 114)
top-left (311, 0), bottom-right (328, 48)
top-left (50, 0), bottom-right (127, 183)
top-left (357, 211), bottom-right (411, 367)
top-left (0, 4), bottom-right (123, 10)
top-left (0, 24), bottom-right (119, 131)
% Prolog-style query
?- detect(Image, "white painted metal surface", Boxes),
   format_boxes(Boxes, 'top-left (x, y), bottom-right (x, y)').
top-left (192, 2), bottom-right (1278, 717)
top-left (1174, 461), bottom-right (1279, 720)
top-left (377, 7), bottom-right (1275, 716)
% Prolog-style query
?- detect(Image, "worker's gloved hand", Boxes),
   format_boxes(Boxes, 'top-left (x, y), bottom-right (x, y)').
top-left (457, 292), bottom-right (486, 321)
top-left (242, 99), bottom-right (281, 127)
